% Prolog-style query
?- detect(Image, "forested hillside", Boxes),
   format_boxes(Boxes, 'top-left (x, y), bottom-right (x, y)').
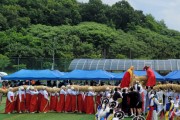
top-left (0, 0), bottom-right (180, 71)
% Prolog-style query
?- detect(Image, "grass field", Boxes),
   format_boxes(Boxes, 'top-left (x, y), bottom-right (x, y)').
top-left (0, 96), bottom-right (133, 120)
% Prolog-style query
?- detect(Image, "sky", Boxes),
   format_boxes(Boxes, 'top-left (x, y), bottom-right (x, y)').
top-left (77, 0), bottom-right (180, 31)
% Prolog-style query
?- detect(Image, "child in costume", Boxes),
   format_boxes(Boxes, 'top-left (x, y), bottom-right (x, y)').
top-left (165, 96), bottom-right (174, 120)
top-left (146, 93), bottom-right (162, 120)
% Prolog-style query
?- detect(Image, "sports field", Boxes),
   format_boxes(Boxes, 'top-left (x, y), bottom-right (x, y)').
top-left (0, 97), bottom-right (133, 120)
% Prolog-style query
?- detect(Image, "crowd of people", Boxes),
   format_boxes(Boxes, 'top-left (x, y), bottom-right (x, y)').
top-left (1, 65), bottom-right (180, 120)
top-left (3, 82), bottom-right (180, 119)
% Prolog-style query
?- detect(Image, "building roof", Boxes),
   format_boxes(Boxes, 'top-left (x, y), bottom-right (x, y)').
top-left (69, 59), bottom-right (180, 71)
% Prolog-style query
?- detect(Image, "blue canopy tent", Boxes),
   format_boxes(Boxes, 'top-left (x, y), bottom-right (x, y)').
top-left (165, 70), bottom-right (180, 81)
top-left (2, 69), bottom-right (64, 80)
top-left (113, 70), bottom-right (164, 81)
top-left (52, 70), bottom-right (65, 77)
top-left (61, 70), bottom-right (114, 80)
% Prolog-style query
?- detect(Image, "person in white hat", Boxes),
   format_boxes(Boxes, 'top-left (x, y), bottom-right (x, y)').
top-left (29, 86), bottom-right (38, 113)
top-left (16, 86), bottom-right (26, 113)
top-left (57, 86), bottom-right (66, 112)
top-left (5, 87), bottom-right (15, 114)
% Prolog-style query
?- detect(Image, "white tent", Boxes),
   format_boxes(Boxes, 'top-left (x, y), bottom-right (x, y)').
top-left (0, 72), bottom-right (8, 81)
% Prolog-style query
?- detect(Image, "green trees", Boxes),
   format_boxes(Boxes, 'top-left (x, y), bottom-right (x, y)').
top-left (1, 22), bottom-right (179, 60)
top-left (0, 54), bottom-right (10, 71)
top-left (0, 0), bottom-right (179, 71)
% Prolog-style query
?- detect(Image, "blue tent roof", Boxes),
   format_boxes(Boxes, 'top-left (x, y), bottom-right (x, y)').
top-left (2, 69), bottom-right (64, 80)
top-left (61, 70), bottom-right (114, 80)
top-left (113, 70), bottom-right (164, 81)
top-left (165, 70), bottom-right (180, 81)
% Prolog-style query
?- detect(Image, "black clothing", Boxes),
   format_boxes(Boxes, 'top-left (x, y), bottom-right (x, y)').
top-left (128, 91), bottom-right (139, 108)
top-left (136, 92), bottom-right (142, 108)
top-left (113, 91), bottom-right (121, 101)
top-left (122, 92), bottom-right (129, 113)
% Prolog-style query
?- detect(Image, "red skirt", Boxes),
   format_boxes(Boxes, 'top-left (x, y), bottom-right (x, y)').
top-left (83, 96), bottom-right (87, 113)
top-left (146, 106), bottom-right (154, 120)
top-left (37, 93), bottom-right (42, 111)
top-left (5, 96), bottom-right (14, 113)
top-left (96, 95), bottom-right (101, 109)
top-left (71, 95), bottom-right (77, 112)
top-left (56, 94), bottom-right (65, 112)
top-left (25, 93), bottom-right (31, 111)
top-left (86, 96), bottom-right (95, 114)
top-left (29, 95), bottom-right (38, 112)
top-left (77, 94), bottom-right (84, 112)
top-left (16, 94), bottom-right (25, 112)
top-left (50, 96), bottom-right (57, 111)
top-left (40, 97), bottom-right (49, 112)
top-left (65, 94), bottom-right (71, 112)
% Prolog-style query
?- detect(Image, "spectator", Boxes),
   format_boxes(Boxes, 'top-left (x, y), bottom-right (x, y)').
top-left (90, 80), bottom-right (94, 86)
top-left (113, 88), bottom-right (121, 101)
top-left (52, 81), bottom-right (56, 87)
top-left (84, 80), bottom-right (89, 85)
top-left (128, 87), bottom-right (139, 117)
top-left (47, 80), bottom-right (52, 87)
top-left (136, 86), bottom-right (143, 115)
top-left (122, 88), bottom-right (129, 117)
top-left (25, 80), bottom-right (30, 85)
top-left (35, 80), bottom-right (41, 85)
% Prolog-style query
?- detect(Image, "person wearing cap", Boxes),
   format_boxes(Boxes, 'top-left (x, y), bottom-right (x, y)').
top-left (86, 86), bottom-right (95, 114)
top-left (143, 66), bottom-right (156, 87)
top-left (40, 86), bottom-right (49, 113)
top-left (165, 96), bottom-right (175, 120)
top-left (146, 93), bottom-right (162, 120)
top-left (29, 86), bottom-right (38, 113)
top-left (16, 86), bottom-right (26, 113)
top-left (65, 85), bottom-right (72, 112)
top-left (57, 86), bottom-right (66, 112)
top-left (25, 86), bottom-right (31, 112)
top-left (5, 87), bottom-right (15, 114)
top-left (120, 66), bottom-right (134, 88)
top-left (71, 86), bottom-right (78, 113)
top-left (50, 87), bottom-right (57, 111)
